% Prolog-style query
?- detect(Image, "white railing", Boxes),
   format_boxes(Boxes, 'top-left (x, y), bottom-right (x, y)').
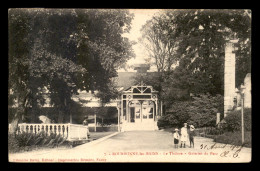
top-left (8, 123), bottom-right (89, 141)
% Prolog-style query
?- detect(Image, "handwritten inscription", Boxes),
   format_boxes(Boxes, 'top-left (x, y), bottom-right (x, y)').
top-left (200, 143), bottom-right (245, 158)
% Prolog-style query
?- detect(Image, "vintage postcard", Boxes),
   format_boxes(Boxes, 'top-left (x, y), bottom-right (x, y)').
top-left (8, 8), bottom-right (251, 163)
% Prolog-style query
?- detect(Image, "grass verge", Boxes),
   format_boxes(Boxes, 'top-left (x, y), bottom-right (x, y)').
top-left (213, 131), bottom-right (251, 148)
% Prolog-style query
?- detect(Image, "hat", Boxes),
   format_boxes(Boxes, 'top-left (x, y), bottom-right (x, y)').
top-left (190, 125), bottom-right (195, 130)
top-left (175, 128), bottom-right (179, 131)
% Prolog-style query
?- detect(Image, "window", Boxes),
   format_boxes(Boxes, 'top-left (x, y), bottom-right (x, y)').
top-left (136, 108), bottom-right (140, 119)
top-left (149, 108), bottom-right (153, 118)
top-left (123, 100), bottom-right (126, 116)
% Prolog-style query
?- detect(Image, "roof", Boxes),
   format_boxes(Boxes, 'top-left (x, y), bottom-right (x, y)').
top-left (114, 71), bottom-right (159, 91)
top-left (114, 72), bottom-right (136, 90)
top-left (134, 64), bottom-right (150, 73)
top-left (134, 64), bottom-right (150, 70)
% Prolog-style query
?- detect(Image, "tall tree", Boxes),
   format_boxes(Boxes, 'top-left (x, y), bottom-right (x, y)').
top-left (8, 9), bottom-right (135, 132)
top-left (74, 9), bottom-right (135, 103)
top-left (140, 15), bottom-right (178, 73)
top-left (140, 9), bottom-right (251, 99)
top-left (171, 9), bottom-right (251, 95)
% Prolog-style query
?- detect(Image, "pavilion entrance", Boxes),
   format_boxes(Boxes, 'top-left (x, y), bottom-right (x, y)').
top-left (120, 83), bottom-right (160, 131)
top-left (129, 100), bottom-right (154, 123)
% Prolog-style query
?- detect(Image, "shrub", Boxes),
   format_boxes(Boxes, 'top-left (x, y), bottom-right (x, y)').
top-left (159, 94), bottom-right (224, 128)
top-left (157, 115), bottom-right (170, 129)
top-left (222, 108), bottom-right (251, 132)
top-left (8, 132), bottom-right (68, 153)
top-left (8, 134), bottom-right (20, 153)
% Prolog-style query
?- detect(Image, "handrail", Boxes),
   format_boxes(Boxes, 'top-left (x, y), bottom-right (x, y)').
top-left (8, 123), bottom-right (89, 141)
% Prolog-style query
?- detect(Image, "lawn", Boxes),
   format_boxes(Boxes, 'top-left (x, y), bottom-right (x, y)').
top-left (214, 131), bottom-right (251, 148)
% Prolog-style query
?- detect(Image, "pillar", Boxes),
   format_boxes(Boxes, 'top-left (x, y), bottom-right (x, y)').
top-left (94, 114), bottom-right (96, 132)
top-left (117, 107), bottom-right (120, 132)
top-left (121, 95), bottom-right (124, 121)
top-left (216, 113), bottom-right (220, 125)
top-left (153, 101), bottom-right (155, 121)
top-left (224, 40), bottom-right (237, 117)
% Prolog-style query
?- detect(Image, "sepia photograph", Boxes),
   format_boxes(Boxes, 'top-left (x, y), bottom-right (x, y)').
top-left (8, 9), bottom-right (251, 163)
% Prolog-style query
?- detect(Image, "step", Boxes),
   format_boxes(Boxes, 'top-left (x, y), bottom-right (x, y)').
top-left (122, 122), bottom-right (158, 131)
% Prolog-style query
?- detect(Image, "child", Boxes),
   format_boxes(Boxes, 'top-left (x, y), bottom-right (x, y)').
top-left (173, 128), bottom-right (180, 148)
top-left (189, 125), bottom-right (195, 148)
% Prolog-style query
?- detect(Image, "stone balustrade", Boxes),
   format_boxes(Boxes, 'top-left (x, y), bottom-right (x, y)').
top-left (8, 123), bottom-right (89, 141)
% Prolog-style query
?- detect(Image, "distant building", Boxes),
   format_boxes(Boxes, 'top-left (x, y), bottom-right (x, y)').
top-left (9, 64), bottom-right (162, 131)
top-left (74, 64), bottom-right (161, 131)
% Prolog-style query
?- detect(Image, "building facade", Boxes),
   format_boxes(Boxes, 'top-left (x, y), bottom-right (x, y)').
top-left (119, 82), bottom-right (160, 131)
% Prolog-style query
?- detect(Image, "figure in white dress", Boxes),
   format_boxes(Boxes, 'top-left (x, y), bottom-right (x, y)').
top-left (180, 123), bottom-right (188, 148)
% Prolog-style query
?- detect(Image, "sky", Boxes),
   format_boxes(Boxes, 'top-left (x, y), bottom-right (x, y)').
top-left (117, 9), bottom-right (162, 72)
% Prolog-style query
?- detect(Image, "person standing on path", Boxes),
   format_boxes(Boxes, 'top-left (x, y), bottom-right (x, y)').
top-left (180, 123), bottom-right (188, 148)
top-left (83, 116), bottom-right (90, 138)
top-left (189, 125), bottom-right (195, 148)
top-left (173, 128), bottom-right (180, 148)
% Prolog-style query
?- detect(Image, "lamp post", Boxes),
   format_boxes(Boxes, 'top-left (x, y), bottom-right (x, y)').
top-left (236, 84), bottom-right (246, 144)
top-left (241, 85), bottom-right (246, 145)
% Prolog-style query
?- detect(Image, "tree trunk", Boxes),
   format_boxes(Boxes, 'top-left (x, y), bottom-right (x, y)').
top-left (9, 116), bottom-right (19, 135)
top-left (9, 95), bottom-right (25, 134)
top-left (9, 107), bottom-right (23, 135)
top-left (30, 108), bottom-right (36, 123)
top-left (58, 110), bottom-right (64, 123)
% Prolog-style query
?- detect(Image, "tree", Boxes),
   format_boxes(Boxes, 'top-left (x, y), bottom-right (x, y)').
top-left (9, 9), bottom-right (35, 133)
top-left (140, 15), bottom-right (178, 73)
top-left (140, 9), bottom-right (251, 98)
top-left (8, 9), bottom-right (86, 129)
top-left (8, 9), bottom-right (135, 132)
top-left (73, 9), bottom-right (135, 103)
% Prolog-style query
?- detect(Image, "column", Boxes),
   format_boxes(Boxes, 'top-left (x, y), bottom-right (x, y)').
top-left (126, 101), bottom-right (129, 122)
top-left (224, 40), bottom-right (237, 117)
top-left (153, 101), bottom-right (155, 121)
top-left (121, 95), bottom-right (123, 121)
top-left (117, 107), bottom-right (120, 132)
top-left (94, 114), bottom-right (96, 132)
top-left (140, 100), bottom-right (143, 122)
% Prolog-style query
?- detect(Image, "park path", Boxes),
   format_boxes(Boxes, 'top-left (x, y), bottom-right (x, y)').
top-left (9, 130), bottom-right (251, 163)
